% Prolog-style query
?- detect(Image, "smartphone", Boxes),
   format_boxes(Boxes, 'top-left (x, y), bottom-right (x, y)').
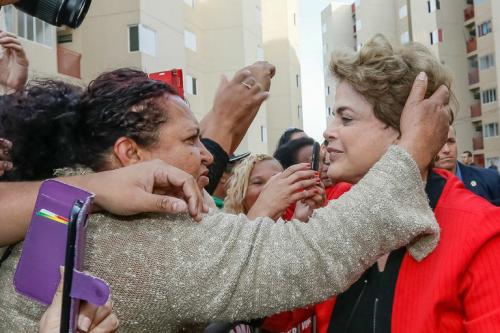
top-left (60, 200), bottom-right (83, 333)
top-left (311, 142), bottom-right (321, 171)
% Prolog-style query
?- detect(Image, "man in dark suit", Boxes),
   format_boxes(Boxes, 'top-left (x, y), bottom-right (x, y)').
top-left (435, 126), bottom-right (500, 206)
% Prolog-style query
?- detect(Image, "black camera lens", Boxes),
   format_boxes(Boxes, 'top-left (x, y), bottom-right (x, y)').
top-left (15, 0), bottom-right (92, 28)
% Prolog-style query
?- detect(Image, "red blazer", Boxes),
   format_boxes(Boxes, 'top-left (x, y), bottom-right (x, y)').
top-left (316, 169), bottom-right (500, 333)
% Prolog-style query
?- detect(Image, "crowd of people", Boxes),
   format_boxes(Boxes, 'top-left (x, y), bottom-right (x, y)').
top-left (0, 7), bottom-right (499, 332)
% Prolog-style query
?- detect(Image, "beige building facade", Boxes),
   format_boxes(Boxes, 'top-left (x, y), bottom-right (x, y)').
top-left (321, 0), bottom-right (500, 168)
top-left (0, 0), bottom-right (303, 154)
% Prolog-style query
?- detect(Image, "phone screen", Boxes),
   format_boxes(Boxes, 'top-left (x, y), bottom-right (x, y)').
top-left (60, 200), bottom-right (83, 333)
top-left (311, 142), bottom-right (321, 171)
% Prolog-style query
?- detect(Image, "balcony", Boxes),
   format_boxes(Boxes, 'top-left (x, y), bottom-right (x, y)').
top-left (464, 5), bottom-right (474, 21)
top-left (466, 38), bottom-right (477, 53)
top-left (473, 136), bottom-right (484, 150)
top-left (468, 68), bottom-right (479, 85)
top-left (470, 102), bottom-right (482, 117)
top-left (57, 46), bottom-right (81, 79)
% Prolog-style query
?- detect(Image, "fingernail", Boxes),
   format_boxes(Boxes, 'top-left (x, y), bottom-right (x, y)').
top-left (417, 72), bottom-right (427, 81)
top-left (172, 202), bottom-right (180, 212)
top-left (78, 316), bottom-right (92, 332)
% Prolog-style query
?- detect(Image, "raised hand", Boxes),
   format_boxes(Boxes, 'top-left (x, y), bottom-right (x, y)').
top-left (0, 31), bottom-right (29, 93)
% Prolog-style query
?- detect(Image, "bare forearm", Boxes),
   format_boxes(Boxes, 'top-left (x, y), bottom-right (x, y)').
top-left (0, 181), bottom-right (40, 246)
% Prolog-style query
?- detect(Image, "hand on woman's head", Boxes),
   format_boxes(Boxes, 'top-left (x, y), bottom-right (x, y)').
top-left (398, 72), bottom-right (450, 173)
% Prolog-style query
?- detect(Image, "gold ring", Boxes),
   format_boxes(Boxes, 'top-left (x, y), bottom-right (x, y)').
top-left (241, 82), bottom-right (252, 89)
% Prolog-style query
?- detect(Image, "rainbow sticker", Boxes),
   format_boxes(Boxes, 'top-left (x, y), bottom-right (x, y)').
top-left (36, 209), bottom-right (69, 225)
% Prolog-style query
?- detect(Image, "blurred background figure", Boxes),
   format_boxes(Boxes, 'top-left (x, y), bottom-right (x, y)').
top-left (460, 150), bottom-right (475, 166)
top-left (275, 127), bottom-right (307, 152)
top-left (273, 137), bottom-right (315, 169)
top-left (435, 126), bottom-right (500, 206)
top-left (211, 152), bottom-right (250, 209)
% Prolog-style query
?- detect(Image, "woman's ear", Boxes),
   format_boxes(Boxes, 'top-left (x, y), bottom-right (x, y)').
top-left (113, 137), bottom-right (150, 167)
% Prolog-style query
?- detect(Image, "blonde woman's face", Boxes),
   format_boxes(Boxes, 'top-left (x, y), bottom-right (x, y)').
top-left (323, 82), bottom-right (399, 184)
top-left (243, 159), bottom-right (284, 212)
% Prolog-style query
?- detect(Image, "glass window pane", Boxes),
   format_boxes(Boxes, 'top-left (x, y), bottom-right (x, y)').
top-left (44, 22), bottom-right (54, 46)
top-left (35, 18), bottom-right (44, 44)
top-left (129, 25), bottom-right (139, 52)
top-left (27, 16), bottom-right (34, 41)
top-left (139, 25), bottom-right (156, 56)
top-left (17, 12), bottom-right (26, 38)
top-left (4, 5), bottom-right (15, 33)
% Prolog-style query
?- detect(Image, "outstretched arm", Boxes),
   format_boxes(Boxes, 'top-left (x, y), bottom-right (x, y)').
top-left (0, 160), bottom-right (207, 246)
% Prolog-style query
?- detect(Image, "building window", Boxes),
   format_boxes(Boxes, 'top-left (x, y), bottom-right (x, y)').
top-left (260, 126), bottom-right (268, 143)
top-left (399, 5), bottom-right (408, 19)
top-left (482, 88), bottom-right (497, 104)
top-left (57, 34), bottom-right (73, 44)
top-left (355, 19), bottom-right (362, 32)
top-left (184, 74), bottom-right (197, 95)
top-left (484, 123), bottom-right (499, 138)
top-left (256, 6), bottom-right (262, 26)
top-left (3, 6), bottom-right (54, 47)
top-left (297, 105), bottom-right (302, 118)
top-left (293, 13), bottom-right (296, 26)
top-left (3, 5), bottom-right (15, 33)
top-left (478, 20), bottom-right (492, 37)
top-left (400, 31), bottom-right (410, 44)
top-left (326, 85), bottom-right (330, 96)
top-left (326, 106), bottom-right (332, 116)
top-left (128, 24), bottom-right (156, 56)
top-left (427, 0), bottom-right (440, 13)
top-left (486, 157), bottom-right (500, 168)
top-left (479, 54), bottom-right (495, 70)
top-left (257, 46), bottom-right (264, 61)
top-left (430, 29), bottom-right (442, 45)
top-left (184, 29), bottom-right (197, 52)
top-left (296, 74), bottom-right (300, 87)
top-left (183, 0), bottom-right (195, 7)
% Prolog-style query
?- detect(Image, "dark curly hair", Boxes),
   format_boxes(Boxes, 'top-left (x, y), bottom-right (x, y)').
top-left (0, 68), bottom-right (179, 181)
top-left (273, 137), bottom-right (315, 169)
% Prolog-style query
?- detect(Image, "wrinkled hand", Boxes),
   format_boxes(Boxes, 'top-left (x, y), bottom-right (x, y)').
top-left (247, 163), bottom-right (322, 220)
top-left (398, 72), bottom-right (450, 173)
top-left (39, 268), bottom-right (119, 333)
top-left (244, 61), bottom-right (276, 92)
top-left (0, 31), bottom-right (29, 92)
top-left (0, 138), bottom-right (13, 176)
top-left (72, 159), bottom-right (208, 221)
top-left (200, 62), bottom-right (275, 154)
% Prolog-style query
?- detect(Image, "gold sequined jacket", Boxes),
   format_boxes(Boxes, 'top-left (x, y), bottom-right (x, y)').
top-left (0, 146), bottom-right (440, 332)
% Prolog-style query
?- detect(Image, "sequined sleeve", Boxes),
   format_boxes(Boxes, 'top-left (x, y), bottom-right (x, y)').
top-left (80, 145), bottom-right (438, 330)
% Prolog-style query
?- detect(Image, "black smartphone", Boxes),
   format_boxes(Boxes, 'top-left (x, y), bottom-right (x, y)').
top-left (311, 142), bottom-right (321, 171)
top-left (60, 200), bottom-right (83, 333)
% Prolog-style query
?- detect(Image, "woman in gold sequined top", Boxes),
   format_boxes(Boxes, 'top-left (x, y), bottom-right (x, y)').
top-left (0, 67), bottom-right (449, 332)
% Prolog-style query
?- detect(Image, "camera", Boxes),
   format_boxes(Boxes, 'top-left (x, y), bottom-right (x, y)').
top-left (13, 0), bottom-right (92, 28)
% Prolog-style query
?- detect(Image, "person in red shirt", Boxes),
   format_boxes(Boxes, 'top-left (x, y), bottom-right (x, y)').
top-left (315, 34), bottom-right (500, 333)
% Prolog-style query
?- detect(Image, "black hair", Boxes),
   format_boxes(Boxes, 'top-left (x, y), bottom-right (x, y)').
top-left (273, 137), bottom-right (315, 169)
top-left (463, 151), bottom-right (473, 157)
top-left (275, 128), bottom-right (304, 150)
top-left (0, 68), bottom-right (179, 181)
